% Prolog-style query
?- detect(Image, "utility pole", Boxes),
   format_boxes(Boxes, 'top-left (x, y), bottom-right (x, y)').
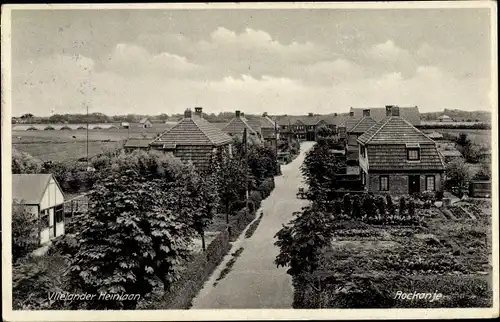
top-left (244, 127), bottom-right (249, 216)
top-left (274, 116), bottom-right (279, 175)
top-left (86, 102), bottom-right (89, 169)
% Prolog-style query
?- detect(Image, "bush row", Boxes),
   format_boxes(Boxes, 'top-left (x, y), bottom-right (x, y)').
top-left (148, 229), bottom-right (231, 309)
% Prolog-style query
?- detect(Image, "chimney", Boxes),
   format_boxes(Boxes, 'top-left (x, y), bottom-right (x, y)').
top-left (391, 106), bottom-right (400, 116)
top-left (385, 105), bottom-right (393, 116)
top-left (308, 112), bottom-right (314, 117)
top-left (184, 109), bottom-right (192, 118)
top-left (262, 112), bottom-right (268, 117)
top-left (349, 111), bottom-right (354, 117)
top-left (235, 110), bottom-right (241, 118)
top-left (363, 109), bottom-right (370, 117)
top-left (241, 112), bottom-right (245, 117)
top-left (194, 107), bottom-right (203, 117)
top-left (334, 113), bottom-right (338, 116)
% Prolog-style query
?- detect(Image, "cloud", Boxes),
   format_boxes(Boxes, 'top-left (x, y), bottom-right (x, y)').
top-left (366, 39), bottom-right (417, 77)
top-left (105, 43), bottom-right (200, 78)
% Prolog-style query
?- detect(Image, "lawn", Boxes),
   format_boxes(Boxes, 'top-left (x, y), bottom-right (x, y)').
top-left (296, 200), bottom-right (493, 308)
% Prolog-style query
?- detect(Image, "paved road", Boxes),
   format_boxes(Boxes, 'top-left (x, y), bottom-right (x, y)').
top-left (191, 141), bottom-right (315, 309)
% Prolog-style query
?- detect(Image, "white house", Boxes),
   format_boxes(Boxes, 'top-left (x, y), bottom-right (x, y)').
top-left (438, 115), bottom-right (453, 122)
top-left (139, 118), bottom-right (153, 128)
top-left (12, 174), bottom-right (65, 245)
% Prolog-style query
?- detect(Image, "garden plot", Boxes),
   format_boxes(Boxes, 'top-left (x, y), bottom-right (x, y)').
top-left (311, 215), bottom-right (492, 308)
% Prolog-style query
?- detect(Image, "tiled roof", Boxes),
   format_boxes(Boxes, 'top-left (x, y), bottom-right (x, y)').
top-left (350, 107), bottom-right (421, 125)
top-left (151, 116), bottom-right (232, 147)
top-left (211, 122), bottom-right (228, 130)
top-left (261, 127), bottom-right (277, 139)
top-left (276, 114), bottom-right (347, 127)
top-left (357, 116), bottom-right (435, 145)
top-left (12, 174), bottom-right (54, 205)
top-left (348, 116), bottom-right (377, 134)
top-left (221, 117), bottom-right (258, 136)
top-left (339, 118), bottom-right (361, 131)
top-left (124, 138), bottom-right (152, 148)
top-left (139, 118), bottom-right (150, 124)
top-left (366, 144), bottom-right (445, 171)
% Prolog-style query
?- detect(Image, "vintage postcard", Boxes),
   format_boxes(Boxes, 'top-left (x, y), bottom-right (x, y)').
top-left (1, 2), bottom-right (498, 321)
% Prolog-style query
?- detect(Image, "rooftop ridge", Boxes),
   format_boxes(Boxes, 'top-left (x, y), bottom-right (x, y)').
top-left (363, 116), bottom-right (392, 144)
top-left (399, 116), bottom-right (436, 144)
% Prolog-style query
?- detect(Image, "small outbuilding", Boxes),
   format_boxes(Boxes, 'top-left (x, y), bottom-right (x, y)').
top-left (12, 174), bottom-right (66, 245)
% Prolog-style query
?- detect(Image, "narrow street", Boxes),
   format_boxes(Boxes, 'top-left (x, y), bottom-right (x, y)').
top-left (191, 141), bottom-right (315, 309)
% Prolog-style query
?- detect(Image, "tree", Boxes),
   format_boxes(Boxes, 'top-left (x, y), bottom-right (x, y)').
top-left (12, 149), bottom-right (43, 174)
top-left (214, 150), bottom-right (247, 224)
top-left (275, 204), bottom-right (334, 278)
top-left (473, 160), bottom-right (491, 180)
top-left (445, 158), bottom-right (471, 196)
top-left (301, 143), bottom-right (343, 201)
top-left (12, 202), bottom-right (39, 262)
top-left (67, 150), bottom-right (199, 309)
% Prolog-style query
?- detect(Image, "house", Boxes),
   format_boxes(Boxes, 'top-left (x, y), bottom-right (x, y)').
top-left (346, 109), bottom-right (377, 161)
top-left (357, 106), bottom-right (445, 195)
top-left (150, 108), bottom-right (233, 170)
top-left (221, 110), bottom-right (261, 144)
top-left (12, 174), bottom-right (65, 245)
top-left (124, 138), bottom-right (152, 152)
top-left (246, 112), bottom-right (279, 149)
top-left (349, 106), bottom-right (421, 126)
top-left (139, 117), bottom-right (153, 128)
top-left (438, 115), bottom-right (453, 122)
top-left (276, 113), bottom-right (343, 142)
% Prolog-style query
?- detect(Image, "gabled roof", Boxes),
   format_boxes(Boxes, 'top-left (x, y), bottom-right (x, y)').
top-left (12, 174), bottom-right (57, 205)
top-left (339, 118), bottom-right (361, 131)
top-left (151, 116), bottom-right (232, 147)
top-left (350, 106), bottom-right (421, 125)
top-left (276, 114), bottom-right (347, 127)
top-left (139, 118), bottom-right (150, 124)
top-left (357, 116), bottom-right (435, 145)
top-left (124, 138), bottom-right (152, 148)
top-left (221, 116), bottom-right (258, 136)
top-left (348, 116), bottom-right (377, 134)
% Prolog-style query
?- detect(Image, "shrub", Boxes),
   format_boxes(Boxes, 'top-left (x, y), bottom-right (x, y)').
top-left (399, 197), bottom-right (407, 216)
top-left (435, 190), bottom-right (444, 201)
top-left (249, 190), bottom-right (263, 213)
top-left (352, 195), bottom-right (362, 218)
top-left (343, 194), bottom-right (352, 217)
top-left (386, 195), bottom-right (396, 216)
top-left (258, 177), bottom-right (275, 199)
top-left (333, 201), bottom-right (343, 216)
top-left (375, 196), bottom-right (387, 216)
top-left (408, 198), bottom-right (416, 217)
top-left (12, 203), bottom-right (39, 263)
top-left (362, 194), bottom-right (376, 217)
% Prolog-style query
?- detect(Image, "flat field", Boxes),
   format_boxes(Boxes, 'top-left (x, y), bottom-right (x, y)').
top-left (422, 129), bottom-right (491, 148)
top-left (12, 123), bottom-right (175, 161)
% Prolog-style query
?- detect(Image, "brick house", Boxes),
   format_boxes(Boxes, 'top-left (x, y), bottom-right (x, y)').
top-left (346, 109), bottom-right (377, 161)
top-left (357, 106), bottom-right (445, 195)
top-left (150, 108), bottom-right (232, 170)
top-left (276, 113), bottom-right (342, 142)
top-left (350, 105), bottom-right (421, 126)
top-left (221, 110), bottom-right (261, 144)
top-left (246, 112), bottom-right (279, 149)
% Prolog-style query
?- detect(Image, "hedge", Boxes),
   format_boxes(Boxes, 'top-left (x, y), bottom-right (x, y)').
top-left (149, 229), bottom-right (231, 309)
top-left (229, 207), bottom-right (256, 242)
top-left (249, 190), bottom-right (263, 213)
top-left (258, 177), bottom-right (275, 199)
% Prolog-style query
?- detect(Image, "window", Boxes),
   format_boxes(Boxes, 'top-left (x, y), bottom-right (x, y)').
top-left (406, 143), bottom-right (420, 161)
top-left (40, 210), bottom-right (49, 229)
top-left (426, 175), bottom-right (435, 191)
top-left (55, 205), bottom-right (64, 223)
top-left (379, 176), bottom-right (389, 191)
top-left (407, 148), bottom-right (420, 160)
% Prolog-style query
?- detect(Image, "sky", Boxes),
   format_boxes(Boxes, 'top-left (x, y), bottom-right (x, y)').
top-left (10, 7), bottom-right (493, 116)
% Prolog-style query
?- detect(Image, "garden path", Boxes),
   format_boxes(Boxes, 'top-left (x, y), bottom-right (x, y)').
top-left (190, 141), bottom-right (315, 309)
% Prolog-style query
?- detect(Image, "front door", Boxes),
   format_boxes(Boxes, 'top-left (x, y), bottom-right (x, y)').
top-left (409, 175), bottom-right (420, 194)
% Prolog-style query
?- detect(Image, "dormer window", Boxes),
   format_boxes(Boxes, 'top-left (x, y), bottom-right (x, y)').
top-left (406, 143), bottom-right (420, 161)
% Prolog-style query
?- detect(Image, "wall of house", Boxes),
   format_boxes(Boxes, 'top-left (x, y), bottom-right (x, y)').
top-left (174, 145), bottom-right (225, 170)
top-left (366, 172), bottom-right (443, 195)
top-left (39, 178), bottom-right (64, 211)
